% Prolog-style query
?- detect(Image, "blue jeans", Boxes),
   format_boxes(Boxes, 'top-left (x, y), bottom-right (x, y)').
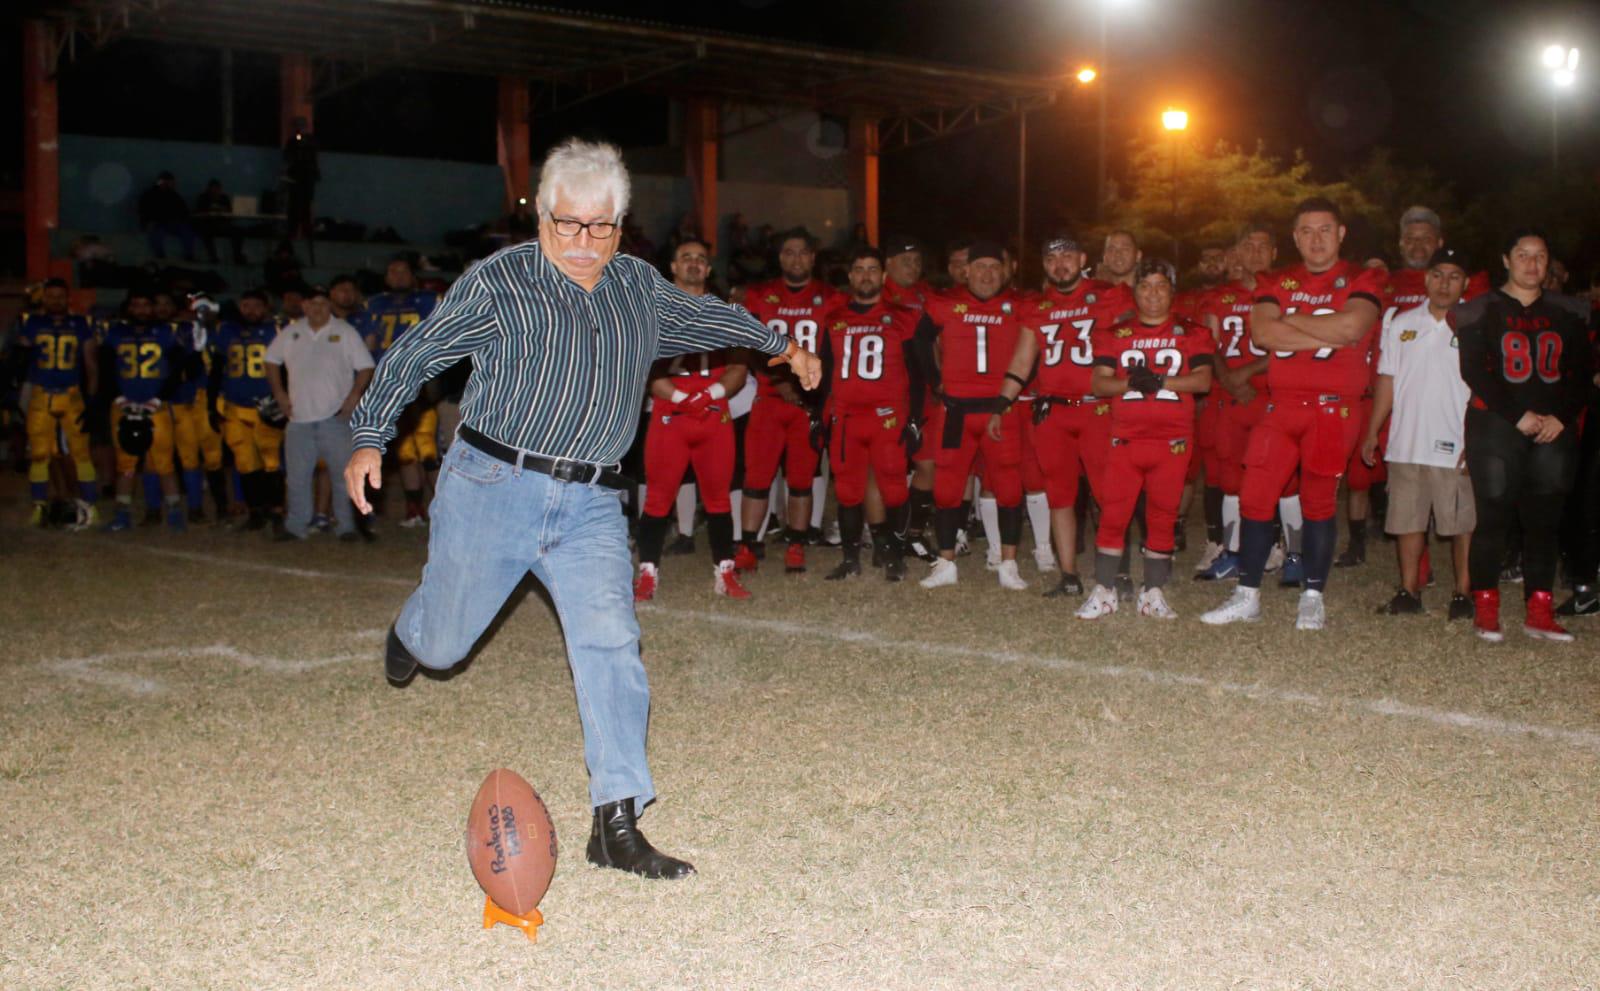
top-left (396, 439), bottom-right (654, 812)
top-left (285, 416), bottom-right (356, 537)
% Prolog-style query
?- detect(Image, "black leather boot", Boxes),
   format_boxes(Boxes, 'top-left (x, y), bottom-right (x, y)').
top-left (385, 625), bottom-right (419, 686)
top-left (586, 801), bottom-right (696, 880)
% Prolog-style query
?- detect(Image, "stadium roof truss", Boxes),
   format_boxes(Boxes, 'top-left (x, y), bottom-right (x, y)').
top-left (32, 0), bottom-right (1067, 149)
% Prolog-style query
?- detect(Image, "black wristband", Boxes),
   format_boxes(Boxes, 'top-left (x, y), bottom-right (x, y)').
top-left (1004, 372), bottom-right (1029, 388)
top-left (995, 394), bottom-right (1014, 411)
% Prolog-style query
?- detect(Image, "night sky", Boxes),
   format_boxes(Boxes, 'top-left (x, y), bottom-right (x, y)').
top-left (7, 0), bottom-right (1598, 264)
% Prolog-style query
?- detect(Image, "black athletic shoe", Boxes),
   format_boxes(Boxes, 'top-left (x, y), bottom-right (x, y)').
top-left (1447, 593), bottom-right (1474, 621)
top-left (1044, 573), bottom-right (1084, 598)
top-left (824, 558), bottom-right (862, 581)
top-left (1377, 588), bottom-right (1423, 615)
top-left (1556, 585), bottom-right (1599, 617)
top-left (1334, 544), bottom-right (1366, 568)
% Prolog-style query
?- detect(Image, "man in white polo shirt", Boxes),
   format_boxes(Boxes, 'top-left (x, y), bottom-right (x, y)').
top-left (266, 284), bottom-right (375, 541)
top-left (1361, 247), bottom-right (1475, 618)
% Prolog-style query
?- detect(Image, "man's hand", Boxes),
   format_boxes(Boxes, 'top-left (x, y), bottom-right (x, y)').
top-left (679, 389), bottom-right (714, 414)
top-left (1515, 410), bottom-right (1543, 437)
top-left (901, 420), bottom-right (923, 457)
top-left (985, 413), bottom-right (1005, 442)
top-left (1360, 434), bottom-right (1380, 468)
top-left (345, 447), bottom-right (382, 514)
top-left (1534, 415), bottom-right (1564, 444)
top-left (1128, 366), bottom-right (1162, 395)
top-left (768, 340), bottom-right (822, 390)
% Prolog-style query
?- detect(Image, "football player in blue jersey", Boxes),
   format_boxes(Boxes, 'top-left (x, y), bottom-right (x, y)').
top-left (13, 278), bottom-right (101, 528)
top-left (360, 256), bottom-right (441, 526)
top-left (100, 288), bottom-right (198, 531)
top-left (165, 291), bottom-right (229, 523)
top-left (208, 289), bottom-right (286, 531)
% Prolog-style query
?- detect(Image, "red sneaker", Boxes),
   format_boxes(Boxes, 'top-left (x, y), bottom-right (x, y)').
top-left (784, 542), bottom-right (806, 574)
top-left (1523, 589), bottom-right (1574, 642)
top-left (1472, 588), bottom-right (1502, 642)
top-left (633, 564), bottom-right (658, 602)
top-left (733, 543), bottom-right (759, 573)
top-left (715, 561), bottom-right (751, 599)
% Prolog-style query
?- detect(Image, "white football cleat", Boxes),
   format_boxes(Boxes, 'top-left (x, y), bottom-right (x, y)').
top-left (1264, 542), bottom-right (1286, 573)
top-left (920, 558), bottom-right (959, 589)
top-left (1295, 589), bottom-right (1326, 630)
top-left (1193, 540), bottom-right (1224, 573)
top-left (996, 560), bottom-right (1028, 590)
top-left (1033, 548), bottom-right (1058, 572)
top-left (1075, 584), bottom-right (1119, 619)
top-left (1137, 586), bottom-right (1178, 619)
top-left (1201, 586), bottom-right (1262, 625)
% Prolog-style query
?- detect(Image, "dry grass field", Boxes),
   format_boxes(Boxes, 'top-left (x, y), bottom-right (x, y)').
top-left (3, 489), bottom-right (1598, 990)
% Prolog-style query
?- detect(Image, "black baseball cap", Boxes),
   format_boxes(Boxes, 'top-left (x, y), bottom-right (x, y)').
top-left (304, 284), bottom-right (330, 299)
top-left (1427, 247), bottom-right (1470, 272)
top-left (885, 235), bottom-right (923, 257)
top-left (1041, 232), bottom-right (1083, 256)
top-left (967, 240), bottom-right (1005, 264)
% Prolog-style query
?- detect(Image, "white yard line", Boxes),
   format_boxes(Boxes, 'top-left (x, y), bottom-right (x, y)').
top-left (59, 545), bottom-right (1600, 753)
top-left (39, 632), bottom-right (389, 695)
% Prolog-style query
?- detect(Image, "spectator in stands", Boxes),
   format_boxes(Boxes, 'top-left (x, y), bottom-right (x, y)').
top-left (265, 284), bottom-right (374, 542)
top-left (264, 241), bottom-right (303, 293)
top-left (194, 178), bottom-right (247, 266)
top-left (139, 171), bottom-right (197, 262)
top-left (282, 125), bottom-right (320, 242)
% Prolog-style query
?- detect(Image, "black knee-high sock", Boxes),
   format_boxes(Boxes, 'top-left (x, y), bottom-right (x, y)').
top-left (240, 470), bottom-right (261, 512)
top-left (837, 503), bottom-right (864, 563)
top-left (1303, 517), bottom-right (1337, 592)
top-left (706, 511), bottom-right (735, 564)
top-left (1346, 517), bottom-right (1367, 552)
top-left (935, 506), bottom-right (964, 552)
top-left (637, 513), bottom-right (671, 566)
top-left (267, 470), bottom-right (285, 512)
top-left (903, 488), bottom-right (934, 537)
top-left (885, 499), bottom-right (909, 538)
top-left (1204, 485), bottom-right (1224, 545)
top-left (997, 503), bottom-right (1023, 546)
top-left (1239, 518), bottom-right (1277, 589)
top-left (1144, 554), bottom-right (1173, 589)
top-left (207, 469), bottom-right (228, 515)
top-left (1094, 551), bottom-right (1120, 589)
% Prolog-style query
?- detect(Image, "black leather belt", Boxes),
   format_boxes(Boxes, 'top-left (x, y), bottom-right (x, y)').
top-left (458, 426), bottom-right (631, 490)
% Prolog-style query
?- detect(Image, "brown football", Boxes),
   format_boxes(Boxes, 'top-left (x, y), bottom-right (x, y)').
top-left (465, 768), bottom-right (557, 915)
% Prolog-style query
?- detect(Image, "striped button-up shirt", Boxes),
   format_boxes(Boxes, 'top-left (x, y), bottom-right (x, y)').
top-left (349, 241), bottom-right (788, 463)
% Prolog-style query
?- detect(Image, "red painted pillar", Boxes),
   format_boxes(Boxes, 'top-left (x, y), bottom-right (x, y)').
top-left (684, 98), bottom-right (719, 245)
top-left (22, 20), bottom-right (60, 283)
top-left (279, 55), bottom-right (314, 145)
top-left (848, 115), bottom-right (880, 247)
top-left (496, 76), bottom-right (531, 210)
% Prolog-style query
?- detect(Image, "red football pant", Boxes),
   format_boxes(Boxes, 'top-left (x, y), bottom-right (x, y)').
top-left (1214, 398), bottom-right (1265, 495)
top-left (643, 410), bottom-right (735, 516)
top-left (1033, 402), bottom-right (1110, 509)
top-left (1195, 396), bottom-right (1224, 483)
top-left (934, 406), bottom-right (1021, 508)
top-left (1343, 400), bottom-right (1388, 491)
top-left (1239, 401), bottom-right (1363, 522)
top-left (830, 406), bottom-right (910, 508)
top-left (743, 397), bottom-right (820, 490)
top-left (1096, 436), bottom-right (1192, 554)
top-left (1014, 400), bottom-right (1047, 493)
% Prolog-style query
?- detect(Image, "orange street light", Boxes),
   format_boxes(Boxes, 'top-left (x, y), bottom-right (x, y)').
top-left (1162, 107), bottom-right (1189, 131)
top-left (1076, 66), bottom-right (1098, 84)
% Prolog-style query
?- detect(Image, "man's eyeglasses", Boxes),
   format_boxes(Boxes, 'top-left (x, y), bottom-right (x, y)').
top-left (549, 215), bottom-right (619, 239)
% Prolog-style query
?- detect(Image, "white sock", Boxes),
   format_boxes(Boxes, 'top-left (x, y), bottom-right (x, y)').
top-left (676, 483), bottom-right (697, 537)
top-left (810, 465), bottom-right (828, 528)
top-left (978, 495), bottom-right (1000, 549)
top-left (1025, 491), bottom-right (1051, 555)
top-left (1279, 495), bottom-right (1303, 554)
top-left (1223, 494), bottom-right (1241, 552)
top-left (730, 490), bottom-right (743, 541)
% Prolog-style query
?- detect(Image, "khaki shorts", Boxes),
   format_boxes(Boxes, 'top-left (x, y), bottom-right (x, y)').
top-left (1385, 461), bottom-right (1476, 536)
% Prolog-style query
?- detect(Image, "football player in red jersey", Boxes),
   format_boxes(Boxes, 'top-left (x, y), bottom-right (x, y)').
top-left (1096, 230), bottom-right (1141, 289)
top-left (885, 236), bottom-right (943, 562)
top-left (883, 236), bottom-right (935, 310)
top-left (737, 229), bottom-right (842, 574)
top-left (1203, 198), bottom-right (1386, 630)
top-left (1196, 226), bottom-right (1277, 580)
top-left (944, 238), bottom-right (971, 290)
top-left (1075, 258), bottom-right (1214, 619)
top-left (912, 241), bottom-right (1028, 589)
top-left (814, 247), bottom-right (924, 581)
top-left (991, 233), bottom-right (1135, 596)
top-left (634, 239), bottom-right (753, 601)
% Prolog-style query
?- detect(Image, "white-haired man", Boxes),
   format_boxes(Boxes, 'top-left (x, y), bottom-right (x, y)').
top-left (346, 138), bottom-right (820, 880)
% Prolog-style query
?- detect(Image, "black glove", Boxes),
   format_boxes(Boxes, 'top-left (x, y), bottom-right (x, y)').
top-left (809, 417), bottom-right (829, 454)
top-left (1128, 365), bottom-right (1163, 395)
top-left (900, 419), bottom-right (923, 458)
